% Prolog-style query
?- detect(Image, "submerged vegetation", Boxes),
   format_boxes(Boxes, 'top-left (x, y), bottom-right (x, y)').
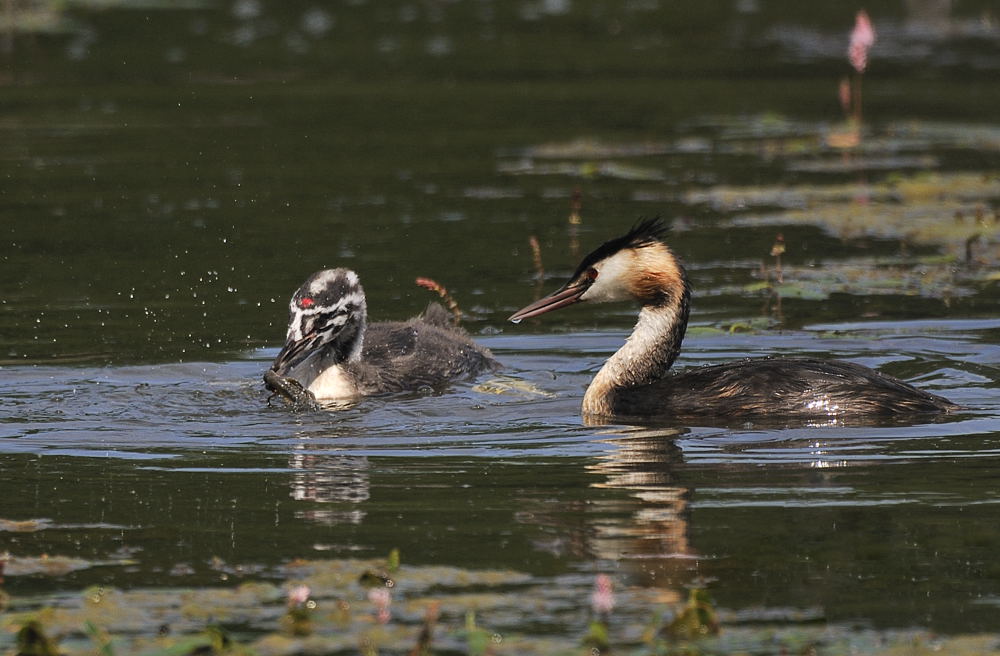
top-left (505, 120), bottom-right (1000, 305)
top-left (4, 548), bottom-right (1000, 656)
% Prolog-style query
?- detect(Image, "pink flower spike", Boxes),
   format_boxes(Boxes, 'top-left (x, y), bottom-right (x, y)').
top-left (591, 573), bottom-right (615, 615)
top-left (368, 586), bottom-right (392, 624)
top-left (287, 585), bottom-right (311, 607)
top-left (848, 10), bottom-right (876, 73)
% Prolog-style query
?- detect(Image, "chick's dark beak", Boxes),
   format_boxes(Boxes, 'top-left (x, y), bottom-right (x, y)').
top-left (508, 280), bottom-right (590, 323)
top-left (270, 333), bottom-right (319, 376)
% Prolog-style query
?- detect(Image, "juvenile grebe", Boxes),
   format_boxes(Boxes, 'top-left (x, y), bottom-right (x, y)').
top-left (509, 219), bottom-right (958, 421)
top-left (266, 268), bottom-right (499, 402)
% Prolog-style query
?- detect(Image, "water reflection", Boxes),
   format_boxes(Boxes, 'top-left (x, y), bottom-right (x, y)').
top-left (495, 424), bottom-right (699, 603)
top-left (288, 447), bottom-right (369, 526)
top-left (587, 429), bottom-right (693, 608)
top-left (587, 428), bottom-right (690, 563)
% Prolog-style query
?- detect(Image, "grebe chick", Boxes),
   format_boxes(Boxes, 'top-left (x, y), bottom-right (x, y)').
top-left (509, 219), bottom-right (958, 421)
top-left (267, 268), bottom-right (499, 402)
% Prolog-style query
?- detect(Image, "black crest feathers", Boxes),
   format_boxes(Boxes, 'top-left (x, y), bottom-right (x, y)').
top-left (571, 217), bottom-right (667, 280)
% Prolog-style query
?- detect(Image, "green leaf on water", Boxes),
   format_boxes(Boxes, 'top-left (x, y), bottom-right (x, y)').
top-left (387, 548), bottom-right (400, 573)
top-left (463, 610), bottom-right (492, 656)
top-left (582, 619), bottom-right (610, 651)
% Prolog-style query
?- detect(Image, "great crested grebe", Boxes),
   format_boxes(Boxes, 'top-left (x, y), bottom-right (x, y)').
top-left (509, 219), bottom-right (958, 421)
top-left (266, 268), bottom-right (499, 402)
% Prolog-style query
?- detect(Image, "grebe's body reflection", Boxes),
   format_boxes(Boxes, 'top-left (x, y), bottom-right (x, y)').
top-left (289, 448), bottom-right (370, 526)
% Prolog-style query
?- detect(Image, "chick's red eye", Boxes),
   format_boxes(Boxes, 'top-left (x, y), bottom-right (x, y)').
top-left (299, 297), bottom-right (315, 308)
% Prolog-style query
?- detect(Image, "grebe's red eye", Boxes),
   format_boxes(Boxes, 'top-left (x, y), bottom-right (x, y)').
top-left (299, 297), bottom-right (315, 308)
top-left (586, 267), bottom-right (599, 280)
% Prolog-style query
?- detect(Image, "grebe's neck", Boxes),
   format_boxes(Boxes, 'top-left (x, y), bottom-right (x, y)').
top-left (583, 288), bottom-right (690, 417)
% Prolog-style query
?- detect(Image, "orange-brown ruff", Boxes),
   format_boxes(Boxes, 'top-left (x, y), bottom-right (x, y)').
top-left (509, 219), bottom-right (958, 422)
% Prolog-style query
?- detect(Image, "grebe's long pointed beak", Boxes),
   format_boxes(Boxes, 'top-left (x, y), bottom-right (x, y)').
top-left (509, 281), bottom-right (589, 323)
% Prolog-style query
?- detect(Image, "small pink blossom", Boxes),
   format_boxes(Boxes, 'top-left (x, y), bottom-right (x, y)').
top-left (590, 573), bottom-right (615, 615)
top-left (848, 10), bottom-right (876, 73)
top-left (287, 585), bottom-right (311, 607)
top-left (368, 586), bottom-right (392, 624)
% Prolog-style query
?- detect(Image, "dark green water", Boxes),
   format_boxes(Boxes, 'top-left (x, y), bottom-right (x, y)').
top-left (2, 1), bottom-right (1000, 652)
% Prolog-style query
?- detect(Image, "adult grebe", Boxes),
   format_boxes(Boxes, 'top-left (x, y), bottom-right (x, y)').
top-left (266, 268), bottom-right (499, 402)
top-left (509, 219), bottom-right (958, 421)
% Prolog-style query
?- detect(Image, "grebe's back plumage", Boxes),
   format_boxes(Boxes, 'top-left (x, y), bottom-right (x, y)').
top-left (608, 356), bottom-right (955, 419)
top-left (268, 268), bottom-right (499, 401)
top-left (509, 219), bottom-right (958, 421)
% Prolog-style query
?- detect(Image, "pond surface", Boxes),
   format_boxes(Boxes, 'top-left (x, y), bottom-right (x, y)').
top-left (2, 1), bottom-right (1000, 653)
